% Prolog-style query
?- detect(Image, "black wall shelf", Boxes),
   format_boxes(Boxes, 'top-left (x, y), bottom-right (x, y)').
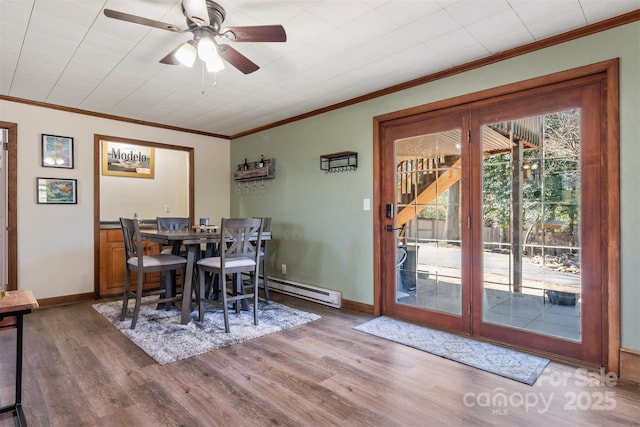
top-left (320, 151), bottom-right (357, 173)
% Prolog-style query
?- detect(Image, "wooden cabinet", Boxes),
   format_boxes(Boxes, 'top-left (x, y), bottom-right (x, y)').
top-left (99, 228), bottom-right (161, 297)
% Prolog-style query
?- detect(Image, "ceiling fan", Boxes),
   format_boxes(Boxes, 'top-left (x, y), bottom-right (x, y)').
top-left (103, 0), bottom-right (286, 74)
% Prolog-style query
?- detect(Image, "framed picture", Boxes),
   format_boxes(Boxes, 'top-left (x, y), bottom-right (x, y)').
top-left (42, 134), bottom-right (74, 168)
top-left (102, 140), bottom-right (155, 178)
top-left (37, 178), bottom-right (77, 204)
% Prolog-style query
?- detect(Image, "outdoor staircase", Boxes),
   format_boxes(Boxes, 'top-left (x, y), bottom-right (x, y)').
top-left (396, 156), bottom-right (461, 227)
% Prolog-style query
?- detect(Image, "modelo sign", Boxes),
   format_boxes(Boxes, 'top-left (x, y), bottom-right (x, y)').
top-left (102, 140), bottom-right (155, 178)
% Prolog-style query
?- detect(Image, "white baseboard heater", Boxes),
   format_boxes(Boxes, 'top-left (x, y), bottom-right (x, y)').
top-left (267, 277), bottom-right (341, 308)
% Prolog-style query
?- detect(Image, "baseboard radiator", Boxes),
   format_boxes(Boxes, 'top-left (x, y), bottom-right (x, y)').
top-left (267, 277), bottom-right (341, 308)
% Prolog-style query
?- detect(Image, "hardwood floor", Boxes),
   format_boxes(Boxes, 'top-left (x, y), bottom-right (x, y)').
top-left (1, 293), bottom-right (639, 426)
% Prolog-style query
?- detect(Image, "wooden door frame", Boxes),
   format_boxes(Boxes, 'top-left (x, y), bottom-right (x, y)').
top-left (0, 121), bottom-right (18, 291)
top-left (373, 59), bottom-right (620, 373)
top-left (378, 109), bottom-right (471, 332)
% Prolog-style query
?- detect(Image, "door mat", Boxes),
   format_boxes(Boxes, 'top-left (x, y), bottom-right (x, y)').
top-left (354, 316), bottom-right (549, 385)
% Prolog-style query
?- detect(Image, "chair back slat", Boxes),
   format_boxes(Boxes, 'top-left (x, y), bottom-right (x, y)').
top-left (255, 217), bottom-right (271, 250)
top-left (120, 217), bottom-right (143, 265)
top-left (259, 217), bottom-right (272, 233)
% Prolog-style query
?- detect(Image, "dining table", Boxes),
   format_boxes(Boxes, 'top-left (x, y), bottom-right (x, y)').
top-left (140, 228), bottom-right (271, 325)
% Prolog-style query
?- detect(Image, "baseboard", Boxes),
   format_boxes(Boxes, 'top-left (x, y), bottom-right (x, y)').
top-left (341, 299), bottom-right (374, 314)
top-left (36, 292), bottom-right (95, 307)
top-left (620, 347), bottom-right (640, 384)
top-left (267, 277), bottom-right (341, 308)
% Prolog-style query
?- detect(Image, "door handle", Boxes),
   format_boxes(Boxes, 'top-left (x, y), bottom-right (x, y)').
top-left (385, 225), bottom-right (402, 232)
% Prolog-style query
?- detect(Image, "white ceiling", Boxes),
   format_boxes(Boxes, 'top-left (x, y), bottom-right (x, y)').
top-left (1, 0), bottom-right (638, 138)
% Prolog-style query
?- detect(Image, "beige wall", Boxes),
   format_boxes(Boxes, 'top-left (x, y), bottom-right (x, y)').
top-left (100, 145), bottom-right (190, 220)
top-left (0, 100), bottom-right (230, 299)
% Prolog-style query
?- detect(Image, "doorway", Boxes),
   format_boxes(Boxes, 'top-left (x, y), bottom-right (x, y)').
top-left (0, 122), bottom-right (17, 291)
top-left (374, 61), bottom-right (619, 370)
top-left (93, 134), bottom-right (194, 298)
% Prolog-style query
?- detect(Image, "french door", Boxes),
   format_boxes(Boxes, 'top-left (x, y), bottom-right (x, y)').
top-left (376, 70), bottom-right (615, 366)
top-left (380, 109), bottom-right (470, 332)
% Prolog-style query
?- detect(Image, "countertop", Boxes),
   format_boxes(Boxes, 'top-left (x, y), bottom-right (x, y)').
top-left (100, 219), bottom-right (157, 229)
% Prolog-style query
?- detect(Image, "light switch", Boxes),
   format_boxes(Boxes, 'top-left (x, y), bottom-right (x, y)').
top-left (363, 198), bottom-right (371, 211)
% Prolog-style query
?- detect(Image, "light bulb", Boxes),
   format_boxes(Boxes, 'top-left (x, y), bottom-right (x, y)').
top-left (206, 56), bottom-right (225, 73)
top-left (175, 41), bottom-right (196, 67)
top-left (197, 36), bottom-right (219, 63)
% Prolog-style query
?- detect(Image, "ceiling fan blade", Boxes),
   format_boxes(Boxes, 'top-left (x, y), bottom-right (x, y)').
top-left (218, 44), bottom-right (259, 74)
top-left (103, 9), bottom-right (185, 32)
top-left (182, 0), bottom-right (210, 26)
top-left (222, 25), bottom-right (287, 42)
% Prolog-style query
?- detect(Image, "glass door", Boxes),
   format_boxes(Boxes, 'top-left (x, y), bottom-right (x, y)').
top-left (480, 112), bottom-right (581, 341)
top-left (379, 76), bottom-right (607, 365)
top-left (470, 81), bottom-right (603, 364)
top-left (395, 132), bottom-right (463, 314)
top-left (381, 111), bottom-right (470, 332)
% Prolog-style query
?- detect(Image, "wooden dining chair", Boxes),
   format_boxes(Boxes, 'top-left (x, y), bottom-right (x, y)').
top-left (244, 217), bottom-right (272, 301)
top-left (157, 216), bottom-right (191, 232)
top-left (156, 216), bottom-right (191, 295)
top-left (156, 217), bottom-right (191, 253)
top-left (196, 218), bottom-right (263, 332)
top-left (120, 217), bottom-right (188, 329)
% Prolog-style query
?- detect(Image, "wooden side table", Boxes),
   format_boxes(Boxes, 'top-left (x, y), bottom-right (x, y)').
top-left (0, 290), bottom-right (39, 426)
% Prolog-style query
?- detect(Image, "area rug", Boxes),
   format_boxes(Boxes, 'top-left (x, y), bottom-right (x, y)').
top-left (93, 297), bottom-right (321, 365)
top-left (354, 316), bottom-right (549, 385)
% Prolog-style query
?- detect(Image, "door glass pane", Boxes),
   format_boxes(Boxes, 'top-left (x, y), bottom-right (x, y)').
top-left (481, 111), bottom-right (581, 341)
top-left (395, 130), bottom-right (462, 315)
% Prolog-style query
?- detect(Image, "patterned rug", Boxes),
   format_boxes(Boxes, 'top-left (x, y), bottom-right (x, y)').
top-left (354, 316), bottom-right (549, 385)
top-left (93, 297), bottom-right (320, 365)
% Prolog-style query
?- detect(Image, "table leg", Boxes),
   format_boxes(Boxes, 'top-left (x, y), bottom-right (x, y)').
top-left (15, 313), bottom-right (23, 411)
top-left (262, 242), bottom-right (269, 301)
top-left (0, 311), bottom-right (28, 426)
top-left (13, 313), bottom-right (26, 426)
top-left (203, 242), bottom-right (219, 300)
top-left (180, 245), bottom-right (198, 324)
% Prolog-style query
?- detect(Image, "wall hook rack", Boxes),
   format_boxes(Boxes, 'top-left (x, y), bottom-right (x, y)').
top-left (320, 151), bottom-right (357, 173)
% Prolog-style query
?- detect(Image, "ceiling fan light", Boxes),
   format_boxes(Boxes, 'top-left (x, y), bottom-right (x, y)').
top-left (175, 41), bottom-right (197, 67)
top-left (197, 36), bottom-right (219, 63)
top-left (206, 57), bottom-right (225, 73)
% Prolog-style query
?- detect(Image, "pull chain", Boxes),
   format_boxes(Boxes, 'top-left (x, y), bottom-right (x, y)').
top-left (200, 62), bottom-right (218, 95)
top-left (201, 62), bottom-right (206, 94)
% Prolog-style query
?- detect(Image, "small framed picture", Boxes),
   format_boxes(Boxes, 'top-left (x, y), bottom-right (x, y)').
top-left (37, 178), bottom-right (77, 204)
top-left (42, 134), bottom-right (74, 168)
